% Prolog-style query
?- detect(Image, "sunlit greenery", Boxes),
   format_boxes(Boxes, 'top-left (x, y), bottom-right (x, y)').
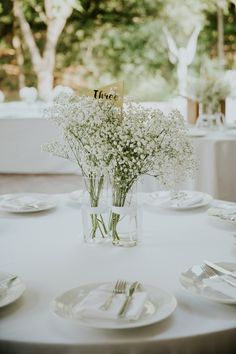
top-left (0, 0), bottom-right (236, 101)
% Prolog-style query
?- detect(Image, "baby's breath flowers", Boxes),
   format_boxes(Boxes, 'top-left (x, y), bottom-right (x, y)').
top-left (43, 93), bottom-right (120, 240)
top-left (188, 58), bottom-right (230, 115)
top-left (108, 103), bottom-right (196, 242)
top-left (43, 93), bottom-right (196, 243)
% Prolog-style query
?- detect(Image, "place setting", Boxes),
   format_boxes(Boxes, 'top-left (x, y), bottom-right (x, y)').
top-left (52, 280), bottom-right (177, 329)
top-left (207, 201), bottom-right (236, 226)
top-left (144, 190), bottom-right (212, 211)
top-left (0, 193), bottom-right (58, 213)
top-left (180, 260), bottom-right (236, 304)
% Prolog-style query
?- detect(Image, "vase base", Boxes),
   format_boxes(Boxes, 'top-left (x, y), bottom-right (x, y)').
top-left (112, 239), bottom-right (137, 247)
top-left (84, 236), bottom-right (111, 244)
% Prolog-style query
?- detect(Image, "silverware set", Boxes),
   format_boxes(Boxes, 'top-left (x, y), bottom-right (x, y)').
top-left (100, 280), bottom-right (127, 310)
top-left (100, 279), bottom-right (141, 317)
top-left (201, 262), bottom-right (236, 288)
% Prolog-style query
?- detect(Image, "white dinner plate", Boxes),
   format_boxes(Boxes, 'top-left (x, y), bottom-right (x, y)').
top-left (187, 128), bottom-right (207, 137)
top-left (180, 262), bottom-right (236, 304)
top-left (0, 272), bottom-right (25, 308)
top-left (145, 191), bottom-right (212, 210)
top-left (208, 203), bottom-right (236, 226)
top-left (225, 129), bottom-right (236, 137)
top-left (52, 282), bottom-right (177, 329)
top-left (0, 193), bottom-right (58, 213)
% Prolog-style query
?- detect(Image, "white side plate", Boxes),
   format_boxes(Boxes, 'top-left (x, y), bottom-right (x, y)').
top-left (145, 191), bottom-right (212, 210)
top-left (0, 272), bottom-right (25, 308)
top-left (0, 193), bottom-right (58, 213)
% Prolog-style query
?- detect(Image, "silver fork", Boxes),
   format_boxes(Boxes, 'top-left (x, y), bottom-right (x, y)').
top-left (201, 264), bottom-right (236, 288)
top-left (100, 280), bottom-right (127, 310)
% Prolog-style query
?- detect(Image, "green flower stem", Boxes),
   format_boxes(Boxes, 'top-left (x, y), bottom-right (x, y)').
top-left (110, 183), bottom-right (133, 242)
top-left (84, 175), bottom-right (108, 239)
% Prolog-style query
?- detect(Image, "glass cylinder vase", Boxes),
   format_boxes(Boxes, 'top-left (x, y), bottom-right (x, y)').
top-left (196, 103), bottom-right (224, 130)
top-left (81, 175), bottom-right (110, 244)
top-left (110, 181), bottom-right (138, 247)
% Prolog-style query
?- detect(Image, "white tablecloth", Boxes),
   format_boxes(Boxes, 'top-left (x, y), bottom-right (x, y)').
top-left (0, 195), bottom-right (236, 354)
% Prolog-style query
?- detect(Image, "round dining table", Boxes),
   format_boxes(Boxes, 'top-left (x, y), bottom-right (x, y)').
top-left (0, 194), bottom-right (236, 354)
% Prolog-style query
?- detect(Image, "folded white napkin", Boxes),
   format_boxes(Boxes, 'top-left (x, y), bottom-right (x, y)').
top-left (74, 289), bottom-right (147, 321)
top-left (203, 277), bottom-right (236, 299)
top-left (171, 194), bottom-right (203, 208)
top-left (208, 207), bottom-right (236, 220)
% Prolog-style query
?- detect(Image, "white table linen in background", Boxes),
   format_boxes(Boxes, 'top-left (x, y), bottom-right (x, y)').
top-left (192, 131), bottom-right (236, 202)
top-left (1, 113), bottom-right (236, 201)
top-left (0, 194), bottom-right (236, 354)
top-left (143, 130), bottom-right (236, 202)
top-left (0, 118), bottom-right (79, 173)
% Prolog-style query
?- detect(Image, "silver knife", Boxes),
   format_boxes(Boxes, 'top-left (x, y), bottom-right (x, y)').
top-left (204, 261), bottom-right (236, 279)
top-left (118, 281), bottom-right (140, 318)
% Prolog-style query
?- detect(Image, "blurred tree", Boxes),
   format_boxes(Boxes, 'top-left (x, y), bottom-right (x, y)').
top-left (13, 0), bottom-right (75, 100)
top-left (12, 16), bottom-right (25, 89)
top-left (199, 0), bottom-right (236, 67)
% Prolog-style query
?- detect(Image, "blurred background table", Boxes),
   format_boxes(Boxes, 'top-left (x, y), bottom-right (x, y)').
top-left (191, 130), bottom-right (236, 202)
top-left (1, 101), bottom-right (236, 201)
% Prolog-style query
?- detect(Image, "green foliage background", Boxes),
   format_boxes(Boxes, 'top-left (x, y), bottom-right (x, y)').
top-left (0, 0), bottom-right (236, 101)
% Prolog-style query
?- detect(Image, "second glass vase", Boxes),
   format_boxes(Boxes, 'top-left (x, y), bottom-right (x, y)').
top-left (81, 175), bottom-right (110, 244)
top-left (110, 182), bottom-right (138, 247)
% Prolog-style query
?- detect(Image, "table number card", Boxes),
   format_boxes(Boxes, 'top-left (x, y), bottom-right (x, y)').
top-left (76, 81), bottom-right (124, 108)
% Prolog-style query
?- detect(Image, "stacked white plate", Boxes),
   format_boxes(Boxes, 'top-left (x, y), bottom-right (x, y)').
top-left (0, 193), bottom-right (58, 213)
top-left (145, 190), bottom-right (212, 210)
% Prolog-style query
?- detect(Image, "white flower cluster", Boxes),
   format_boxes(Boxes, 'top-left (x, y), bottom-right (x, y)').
top-left (109, 103), bottom-right (195, 191)
top-left (44, 93), bottom-right (121, 176)
top-left (43, 93), bottom-right (195, 189)
top-left (189, 74), bottom-right (230, 113)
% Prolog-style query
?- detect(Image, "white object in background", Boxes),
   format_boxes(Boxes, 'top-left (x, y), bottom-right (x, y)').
top-left (19, 87), bottom-right (38, 103)
top-left (52, 85), bottom-right (74, 99)
top-left (0, 90), bottom-right (5, 103)
top-left (164, 25), bottom-right (201, 96)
